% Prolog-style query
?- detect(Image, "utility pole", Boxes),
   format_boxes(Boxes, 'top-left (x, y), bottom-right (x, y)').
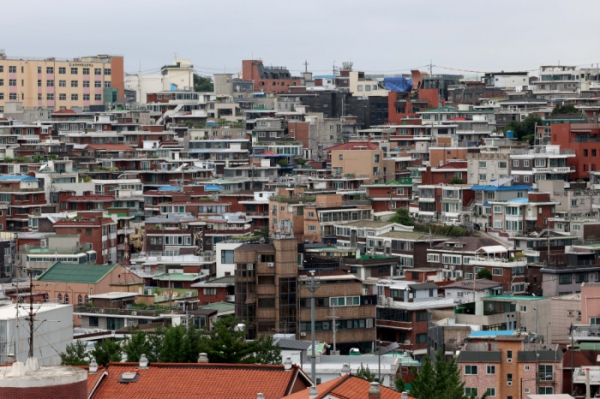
top-left (326, 306), bottom-right (340, 354)
top-left (429, 60), bottom-right (433, 76)
top-left (305, 270), bottom-right (320, 383)
top-left (28, 269), bottom-right (34, 359)
top-left (304, 61), bottom-right (309, 73)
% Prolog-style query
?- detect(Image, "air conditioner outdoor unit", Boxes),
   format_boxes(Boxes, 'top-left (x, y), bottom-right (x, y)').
top-left (507, 359), bottom-right (512, 363)
top-left (404, 340), bottom-right (411, 345)
top-left (507, 382), bottom-right (512, 386)
top-left (300, 332), bottom-right (307, 337)
top-left (131, 311), bottom-right (137, 316)
top-left (267, 262), bottom-right (274, 267)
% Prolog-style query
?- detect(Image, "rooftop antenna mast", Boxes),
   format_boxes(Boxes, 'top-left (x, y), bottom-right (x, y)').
top-left (304, 270), bottom-right (320, 383)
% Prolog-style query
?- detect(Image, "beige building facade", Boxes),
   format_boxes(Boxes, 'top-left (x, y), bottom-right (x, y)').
top-left (0, 50), bottom-right (124, 112)
top-left (331, 149), bottom-right (385, 183)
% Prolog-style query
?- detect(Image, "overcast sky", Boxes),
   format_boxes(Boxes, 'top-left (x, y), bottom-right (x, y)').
top-left (2, 0), bottom-right (599, 78)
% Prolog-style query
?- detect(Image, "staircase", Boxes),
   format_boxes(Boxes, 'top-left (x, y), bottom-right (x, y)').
top-left (156, 104), bottom-right (184, 126)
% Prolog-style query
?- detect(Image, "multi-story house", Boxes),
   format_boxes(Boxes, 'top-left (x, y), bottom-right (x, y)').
top-left (330, 147), bottom-right (385, 184)
top-left (233, 236), bottom-right (377, 353)
top-left (187, 138), bottom-right (250, 175)
top-left (467, 152), bottom-right (511, 185)
top-left (488, 192), bottom-right (559, 238)
top-left (268, 188), bottom-right (309, 241)
top-left (495, 98), bottom-right (549, 130)
top-left (376, 279), bottom-right (455, 358)
top-left (0, 175), bottom-right (46, 232)
top-left (457, 337), bottom-right (563, 398)
top-left (470, 178), bottom-right (532, 230)
top-left (241, 60), bottom-right (302, 94)
top-left (0, 51), bottom-right (124, 112)
top-left (144, 212), bottom-right (200, 256)
top-left (509, 145), bottom-right (576, 187)
top-left (52, 211), bottom-right (118, 264)
top-left (416, 183), bottom-right (474, 225)
top-left (303, 194), bottom-right (373, 243)
top-left (363, 178), bottom-right (413, 213)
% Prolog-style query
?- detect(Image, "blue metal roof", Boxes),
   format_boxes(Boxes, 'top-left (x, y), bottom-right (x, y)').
top-left (0, 175), bottom-right (38, 182)
top-left (469, 330), bottom-right (516, 338)
top-left (204, 185), bottom-right (223, 191)
top-left (470, 185), bottom-right (533, 192)
top-left (158, 185), bottom-right (180, 191)
top-left (507, 197), bottom-right (529, 204)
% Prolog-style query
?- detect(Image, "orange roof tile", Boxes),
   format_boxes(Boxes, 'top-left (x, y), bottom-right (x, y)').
top-left (284, 375), bottom-right (410, 399)
top-left (86, 144), bottom-right (136, 151)
top-left (90, 362), bottom-right (311, 399)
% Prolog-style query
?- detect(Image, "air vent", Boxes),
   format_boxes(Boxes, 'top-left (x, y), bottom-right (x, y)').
top-left (119, 372), bottom-right (140, 384)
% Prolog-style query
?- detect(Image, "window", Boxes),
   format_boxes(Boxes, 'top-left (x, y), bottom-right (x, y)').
top-left (95, 81), bottom-right (101, 87)
top-left (71, 94), bottom-right (78, 101)
top-left (47, 80), bottom-right (54, 87)
top-left (78, 295), bottom-right (83, 304)
top-left (427, 254), bottom-right (440, 263)
top-left (524, 160), bottom-right (530, 167)
top-left (59, 80), bottom-right (66, 87)
top-left (464, 388), bottom-right (477, 396)
top-left (58, 67), bottom-right (66, 74)
top-left (357, 85), bottom-right (363, 91)
top-left (513, 160), bottom-right (519, 167)
top-left (486, 388), bottom-right (496, 397)
top-left (9, 79), bottom-right (16, 86)
top-left (539, 387), bottom-right (553, 395)
top-left (416, 333), bottom-right (427, 344)
top-left (65, 294), bottom-right (69, 304)
top-left (559, 274), bottom-right (572, 284)
top-left (486, 365), bottom-right (496, 374)
top-left (89, 316), bottom-right (99, 327)
top-left (221, 249), bottom-right (234, 264)
top-left (507, 350), bottom-right (513, 360)
top-left (104, 68), bottom-right (111, 75)
top-left (83, 80), bottom-right (90, 88)
top-left (83, 94), bottom-right (90, 101)
top-left (71, 80), bottom-right (78, 87)
top-left (46, 93), bottom-right (53, 101)
top-left (95, 68), bottom-right (102, 75)
top-left (71, 67), bottom-right (78, 74)
top-left (479, 174), bottom-right (486, 181)
top-left (329, 296), bottom-right (360, 307)
top-left (499, 161), bottom-right (507, 168)
top-left (59, 94), bottom-right (66, 101)
top-left (202, 288), bottom-right (216, 296)
top-left (258, 298), bottom-right (275, 308)
top-left (308, 225), bottom-right (317, 231)
top-left (492, 268), bottom-right (503, 276)
top-left (539, 365), bottom-right (553, 380)
top-left (493, 206), bottom-right (502, 213)
top-left (47, 67), bottom-right (54, 74)
top-left (95, 94), bottom-right (102, 101)
top-left (83, 68), bottom-right (90, 75)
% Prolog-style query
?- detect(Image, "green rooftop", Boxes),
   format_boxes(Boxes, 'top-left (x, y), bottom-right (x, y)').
top-left (199, 301), bottom-right (235, 313)
top-left (366, 178), bottom-right (412, 186)
top-left (37, 262), bottom-right (117, 284)
top-left (153, 273), bottom-right (203, 281)
top-left (206, 275), bottom-right (235, 285)
top-left (360, 254), bottom-right (395, 260)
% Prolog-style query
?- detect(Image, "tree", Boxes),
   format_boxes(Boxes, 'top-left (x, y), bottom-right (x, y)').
top-left (256, 226), bottom-right (269, 240)
top-left (354, 363), bottom-right (376, 382)
top-left (477, 268), bottom-right (493, 280)
top-left (503, 113), bottom-right (542, 143)
top-left (552, 104), bottom-right (579, 115)
top-left (160, 325), bottom-right (196, 363)
top-left (60, 340), bottom-right (89, 366)
top-left (449, 176), bottom-right (464, 184)
top-left (405, 350), bottom-right (486, 399)
top-left (123, 331), bottom-right (153, 362)
top-left (196, 315), bottom-right (281, 364)
top-left (295, 159), bottom-right (307, 166)
top-left (395, 374), bottom-right (406, 392)
top-left (92, 339), bottom-right (122, 367)
top-left (389, 208), bottom-right (414, 226)
top-left (278, 159), bottom-right (289, 167)
top-left (193, 74), bottom-right (214, 92)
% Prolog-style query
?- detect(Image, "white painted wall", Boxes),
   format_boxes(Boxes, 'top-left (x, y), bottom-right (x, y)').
top-left (215, 242), bottom-right (243, 278)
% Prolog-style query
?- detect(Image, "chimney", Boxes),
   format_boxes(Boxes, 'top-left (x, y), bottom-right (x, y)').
top-left (139, 354), bottom-right (149, 370)
top-left (401, 392), bottom-right (409, 399)
top-left (283, 356), bottom-right (293, 371)
top-left (368, 382), bottom-right (381, 399)
top-left (308, 386), bottom-right (318, 399)
top-left (198, 353), bottom-right (209, 363)
top-left (586, 368), bottom-right (591, 399)
top-left (341, 363), bottom-right (351, 376)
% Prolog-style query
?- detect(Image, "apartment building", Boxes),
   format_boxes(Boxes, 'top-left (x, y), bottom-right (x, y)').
top-left (0, 174), bottom-right (46, 232)
top-left (488, 192), bottom-right (559, 237)
top-left (416, 183), bottom-right (474, 224)
top-left (241, 60), bottom-right (302, 94)
top-left (457, 336), bottom-right (563, 398)
top-left (364, 178), bottom-right (413, 213)
top-left (467, 152), bottom-right (511, 185)
top-left (144, 212), bottom-right (201, 256)
top-left (0, 51), bottom-right (124, 112)
top-left (470, 178), bottom-right (532, 230)
top-left (509, 145), bottom-right (576, 187)
top-left (330, 148), bottom-right (385, 184)
top-left (376, 279), bottom-right (455, 358)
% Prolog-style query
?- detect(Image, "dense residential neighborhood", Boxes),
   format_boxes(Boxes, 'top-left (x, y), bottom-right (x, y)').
top-left (2, 2), bottom-right (600, 398)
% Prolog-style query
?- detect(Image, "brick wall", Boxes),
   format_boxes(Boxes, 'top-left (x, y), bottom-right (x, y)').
top-left (0, 379), bottom-right (88, 399)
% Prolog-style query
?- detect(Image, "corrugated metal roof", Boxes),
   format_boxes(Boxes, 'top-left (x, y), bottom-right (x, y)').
top-left (37, 262), bottom-right (117, 284)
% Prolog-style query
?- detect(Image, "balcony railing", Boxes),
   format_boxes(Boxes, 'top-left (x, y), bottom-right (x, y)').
top-left (74, 305), bottom-right (182, 317)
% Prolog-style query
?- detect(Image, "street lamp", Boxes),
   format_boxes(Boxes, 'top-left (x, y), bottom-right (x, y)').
top-left (374, 341), bottom-right (399, 386)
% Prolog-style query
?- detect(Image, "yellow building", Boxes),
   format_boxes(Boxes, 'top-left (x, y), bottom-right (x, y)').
top-left (0, 50), bottom-right (124, 112)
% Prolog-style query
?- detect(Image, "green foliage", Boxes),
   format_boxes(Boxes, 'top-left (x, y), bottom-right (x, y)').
top-left (449, 176), bottom-right (464, 184)
top-left (48, 154), bottom-right (58, 160)
top-left (159, 325), bottom-right (201, 363)
top-left (503, 113), bottom-right (542, 143)
top-left (354, 363), bottom-right (376, 382)
top-left (92, 339), bottom-right (122, 367)
top-left (477, 268), bottom-right (493, 280)
top-left (60, 340), bottom-right (89, 366)
top-left (3, 157), bottom-right (13, 163)
top-left (295, 159), bottom-right (307, 165)
top-left (197, 315), bottom-right (281, 364)
top-left (193, 74), bottom-right (214, 92)
top-left (123, 331), bottom-right (153, 362)
top-left (408, 350), bottom-right (485, 399)
top-left (395, 374), bottom-right (406, 392)
top-left (551, 104), bottom-right (580, 115)
top-left (389, 208), bottom-right (414, 226)
top-left (256, 226), bottom-right (269, 240)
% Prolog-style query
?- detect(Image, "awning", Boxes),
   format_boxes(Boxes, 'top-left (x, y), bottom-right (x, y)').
top-left (411, 349), bottom-right (428, 355)
top-left (478, 245), bottom-right (508, 254)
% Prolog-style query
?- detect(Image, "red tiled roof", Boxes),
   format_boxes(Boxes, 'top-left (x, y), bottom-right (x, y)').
top-left (284, 375), bottom-right (409, 399)
top-left (261, 151), bottom-right (278, 155)
top-left (435, 161), bottom-right (468, 169)
top-left (324, 142), bottom-right (379, 152)
top-left (87, 366), bottom-right (105, 394)
top-left (447, 117), bottom-right (472, 121)
top-left (89, 362), bottom-right (310, 399)
top-left (86, 144), bottom-right (136, 151)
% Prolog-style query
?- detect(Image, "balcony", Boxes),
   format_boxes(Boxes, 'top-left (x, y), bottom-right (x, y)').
top-left (532, 166), bottom-right (575, 173)
top-left (74, 305), bottom-right (182, 318)
top-left (469, 257), bottom-right (526, 267)
top-left (117, 227), bottom-right (135, 235)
